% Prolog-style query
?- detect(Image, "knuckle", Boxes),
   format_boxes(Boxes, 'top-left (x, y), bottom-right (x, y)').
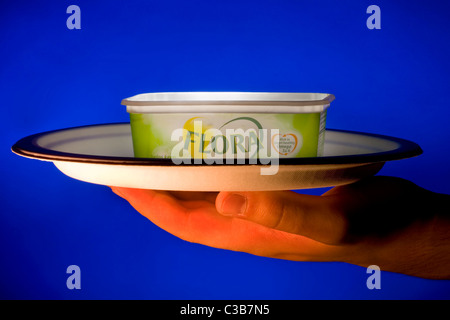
top-left (271, 201), bottom-right (287, 230)
top-left (324, 203), bottom-right (351, 244)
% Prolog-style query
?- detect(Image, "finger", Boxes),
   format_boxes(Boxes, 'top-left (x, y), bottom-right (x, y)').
top-left (111, 187), bottom-right (217, 209)
top-left (168, 191), bottom-right (218, 203)
top-left (110, 187), bottom-right (342, 261)
top-left (215, 191), bottom-right (348, 245)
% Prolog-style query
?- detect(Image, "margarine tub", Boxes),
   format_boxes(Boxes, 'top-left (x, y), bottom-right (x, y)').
top-left (122, 92), bottom-right (334, 162)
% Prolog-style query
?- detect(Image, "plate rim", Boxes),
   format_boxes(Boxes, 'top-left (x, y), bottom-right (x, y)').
top-left (11, 122), bottom-right (423, 166)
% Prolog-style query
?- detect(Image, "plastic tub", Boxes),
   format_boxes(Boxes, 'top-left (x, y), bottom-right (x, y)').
top-left (122, 92), bottom-right (334, 162)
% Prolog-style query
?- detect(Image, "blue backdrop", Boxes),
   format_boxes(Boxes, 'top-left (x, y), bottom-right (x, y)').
top-left (2, 0), bottom-right (449, 299)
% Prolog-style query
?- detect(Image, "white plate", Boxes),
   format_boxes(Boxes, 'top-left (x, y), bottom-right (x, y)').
top-left (12, 123), bottom-right (422, 191)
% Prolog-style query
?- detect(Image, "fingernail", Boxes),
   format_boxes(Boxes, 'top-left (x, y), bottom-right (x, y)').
top-left (111, 187), bottom-right (125, 198)
top-left (220, 193), bottom-right (247, 216)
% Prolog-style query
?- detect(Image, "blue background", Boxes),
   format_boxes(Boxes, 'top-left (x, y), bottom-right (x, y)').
top-left (2, 0), bottom-right (450, 299)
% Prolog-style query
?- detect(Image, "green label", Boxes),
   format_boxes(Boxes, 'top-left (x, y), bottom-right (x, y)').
top-left (130, 113), bottom-right (324, 159)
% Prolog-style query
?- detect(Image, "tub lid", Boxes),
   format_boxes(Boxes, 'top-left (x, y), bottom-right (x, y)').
top-left (122, 92), bottom-right (335, 113)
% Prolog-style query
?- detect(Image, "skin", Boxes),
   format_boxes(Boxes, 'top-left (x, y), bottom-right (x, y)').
top-left (110, 176), bottom-right (450, 279)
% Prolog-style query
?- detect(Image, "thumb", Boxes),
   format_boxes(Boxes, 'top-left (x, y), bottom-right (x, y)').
top-left (215, 191), bottom-right (347, 245)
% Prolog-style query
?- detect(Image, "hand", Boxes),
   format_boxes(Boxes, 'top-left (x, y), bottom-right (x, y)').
top-left (111, 176), bottom-right (450, 279)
